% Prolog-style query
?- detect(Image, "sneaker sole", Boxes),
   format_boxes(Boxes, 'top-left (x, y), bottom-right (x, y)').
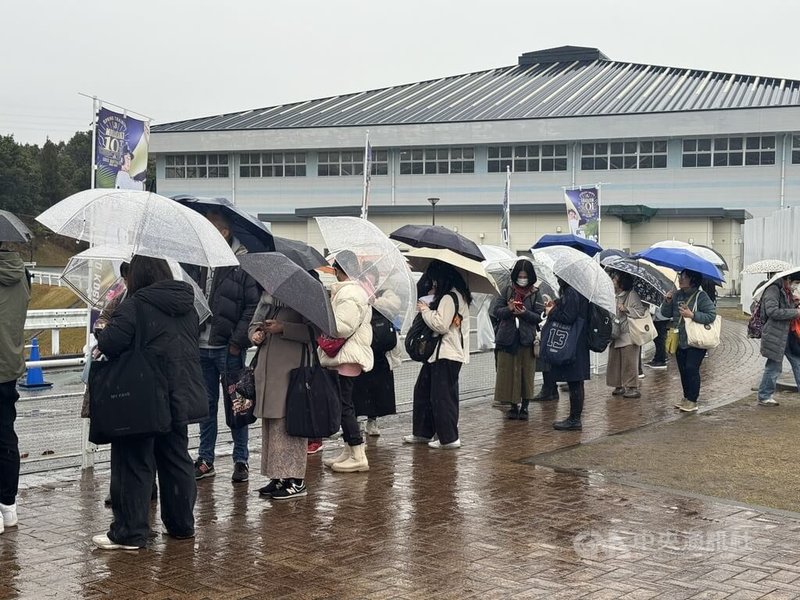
top-left (646, 365), bottom-right (668, 370)
top-left (757, 402), bottom-right (779, 407)
top-left (679, 407), bottom-right (698, 413)
top-left (231, 477), bottom-right (249, 483)
top-left (331, 465), bottom-right (369, 472)
top-left (195, 472), bottom-right (216, 480)
top-left (271, 491), bottom-right (308, 501)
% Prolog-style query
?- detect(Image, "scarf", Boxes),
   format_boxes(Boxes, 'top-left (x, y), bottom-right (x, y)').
top-left (511, 284), bottom-right (533, 304)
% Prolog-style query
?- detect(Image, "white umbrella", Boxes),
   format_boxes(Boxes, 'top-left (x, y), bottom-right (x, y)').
top-left (315, 217), bottom-right (417, 332)
top-left (37, 189), bottom-right (237, 267)
top-left (650, 240), bottom-right (727, 270)
top-left (531, 245), bottom-right (616, 314)
top-left (404, 247), bottom-right (499, 296)
top-left (742, 259), bottom-right (794, 275)
top-left (752, 268), bottom-right (800, 301)
top-left (61, 244), bottom-right (211, 323)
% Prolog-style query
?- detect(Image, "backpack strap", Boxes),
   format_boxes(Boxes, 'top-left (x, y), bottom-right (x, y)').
top-left (435, 292), bottom-right (463, 361)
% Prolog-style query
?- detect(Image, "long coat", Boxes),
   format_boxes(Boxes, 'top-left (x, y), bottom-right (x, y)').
top-left (546, 285), bottom-right (591, 382)
top-left (760, 282), bottom-right (799, 363)
top-left (612, 289), bottom-right (647, 348)
top-left (248, 295), bottom-right (316, 420)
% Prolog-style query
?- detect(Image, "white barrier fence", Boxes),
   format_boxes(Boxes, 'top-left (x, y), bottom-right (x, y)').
top-left (24, 308), bottom-right (88, 363)
top-left (30, 270), bottom-right (65, 287)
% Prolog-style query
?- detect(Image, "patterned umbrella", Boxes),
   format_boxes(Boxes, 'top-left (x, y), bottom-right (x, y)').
top-left (742, 259), bottom-right (794, 275)
top-left (601, 256), bottom-right (676, 305)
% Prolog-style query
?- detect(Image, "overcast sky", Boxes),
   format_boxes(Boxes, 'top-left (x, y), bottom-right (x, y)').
top-left (2, 0), bottom-right (798, 145)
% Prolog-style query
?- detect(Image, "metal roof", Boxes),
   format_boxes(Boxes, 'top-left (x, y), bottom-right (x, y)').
top-left (153, 47), bottom-right (800, 134)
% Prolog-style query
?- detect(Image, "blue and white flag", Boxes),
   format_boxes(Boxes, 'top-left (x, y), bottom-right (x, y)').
top-left (501, 166), bottom-right (511, 248)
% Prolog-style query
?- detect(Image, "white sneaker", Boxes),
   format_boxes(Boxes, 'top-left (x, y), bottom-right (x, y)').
top-left (428, 439), bottom-right (461, 449)
top-left (638, 373), bottom-right (645, 379)
top-left (402, 435), bottom-right (432, 444)
top-left (0, 503), bottom-right (17, 529)
top-left (758, 397), bottom-right (780, 407)
top-left (91, 534), bottom-right (140, 550)
top-left (366, 419), bottom-right (380, 437)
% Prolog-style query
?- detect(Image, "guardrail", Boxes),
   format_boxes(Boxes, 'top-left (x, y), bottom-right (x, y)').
top-left (30, 270), bottom-right (65, 287)
top-left (24, 308), bottom-right (88, 363)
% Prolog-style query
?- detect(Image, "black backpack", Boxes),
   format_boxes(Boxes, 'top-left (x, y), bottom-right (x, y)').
top-left (587, 304), bottom-right (613, 353)
top-left (370, 308), bottom-right (398, 354)
top-left (405, 292), bottom-right (459, 363)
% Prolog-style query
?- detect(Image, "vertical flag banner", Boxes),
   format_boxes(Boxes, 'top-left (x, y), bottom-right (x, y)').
top-left (564, 186), bottom-right (600, 242)
top-left (501, 166), bottom-right (511, 248)
top-left (360, 132), bottom-right (372, 220)
top-left (94, 107), bottom-right (150, 190)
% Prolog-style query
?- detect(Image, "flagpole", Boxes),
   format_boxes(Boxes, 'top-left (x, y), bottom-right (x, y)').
top-left (89, 96), bottom-right (98, 189)
top-left (361, 130), bottom-right (370, 220)
top-left (504, 166), bottom-right (511, 249)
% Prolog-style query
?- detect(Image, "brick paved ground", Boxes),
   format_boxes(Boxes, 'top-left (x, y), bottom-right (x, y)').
top-left (3, 321), bottom-right (800, 599)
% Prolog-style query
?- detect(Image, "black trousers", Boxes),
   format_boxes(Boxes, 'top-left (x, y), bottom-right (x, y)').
top-left (675, 347), bottom-right (706, 402)
top-left (652, 320), bottom-right (669, 364)
top-left (338, 375), bottom-right (362, 446)
top-left (541, 370), bottom-right (558, 395)
top-left (568, 381), bottom-right (585, 419)
top-left (109, 425), bottom-right (196, 548)
top-left (0, 381), bottom-right (20, 506)
top-left (412, 359), bottom-right (462, 445)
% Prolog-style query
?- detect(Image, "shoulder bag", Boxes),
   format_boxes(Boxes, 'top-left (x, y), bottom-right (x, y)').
top-left (88, 299), bottom-right (172, 444)
top-left (539, 316), bottom-right (584, 366)
top-left (628, 312), bottom-right (657, 346)
top-left (684, 293), bottom-right (722, 350)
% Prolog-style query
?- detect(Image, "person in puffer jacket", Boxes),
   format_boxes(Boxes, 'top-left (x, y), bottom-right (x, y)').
top-left (319, 250), bottom-right (373, 473)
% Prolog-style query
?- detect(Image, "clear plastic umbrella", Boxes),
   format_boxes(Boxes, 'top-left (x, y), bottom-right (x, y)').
top-left (315, 217), bottom-right (417, 332)
top-left (480, 245), bottom-right (558, 299)
top-left (61, 244), bottom-right (211, 323)
top-left (531, 245), bottom-right (616, 314)
top-left (37, 189), bottom-right (237, 267)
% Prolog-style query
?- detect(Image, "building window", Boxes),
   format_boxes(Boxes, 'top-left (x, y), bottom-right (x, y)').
top-left (165, 154), bottom-right (229, 178)
top-left (581, 140), bottom-right (667, 170)
top-left (488, 144), bottom-right (568, 172)
top-left (318, 150), bottom-right (388, 176)
top-left (683, 136), bottom-right (776, 167)
top-left (399, 147), bottom-right (474, 175)
top-left (794, 135), bottom-right (800, 164)
top-left (239, 152), bottom-right (307, 177)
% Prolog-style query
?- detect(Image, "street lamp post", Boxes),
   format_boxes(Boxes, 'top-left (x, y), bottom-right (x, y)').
top-left (427, 197), bottom-right (440, 225)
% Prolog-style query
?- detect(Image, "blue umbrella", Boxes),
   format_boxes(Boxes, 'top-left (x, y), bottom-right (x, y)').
top-left (532, 233), bottom-right (602, 257)
top-left (635, 247), bottom-right (725, 284)
top-left (172, 195), bottom-right (275, 253)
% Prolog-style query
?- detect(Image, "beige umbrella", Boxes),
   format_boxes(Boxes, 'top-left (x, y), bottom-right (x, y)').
top-left (404, 247), bottom-right (500, 296)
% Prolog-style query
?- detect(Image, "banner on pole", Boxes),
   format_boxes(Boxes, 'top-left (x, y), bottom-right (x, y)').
top-left (564, 186), bottom-right (600, 242)
top-left (501, 167), bottom-right (511, 248)
top-left (94, 107), bottom-right (150, 190)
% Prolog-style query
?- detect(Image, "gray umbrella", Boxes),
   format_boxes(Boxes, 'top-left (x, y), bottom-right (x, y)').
top-left (0, 210), bottom-right (32, 243)
top-left (239, 252), bottom-right (337, 336)
top-left (274, 237), bottom-right (327, 270)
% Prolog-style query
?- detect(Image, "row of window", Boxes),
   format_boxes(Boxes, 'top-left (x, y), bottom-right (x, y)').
top-left (164, 136), bottom-right (800, 179)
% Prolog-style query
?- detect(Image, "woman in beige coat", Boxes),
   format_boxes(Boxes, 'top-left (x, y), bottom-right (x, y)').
top-left (607, 271), bottom-right (647, 399)
top-left (248, 294), bottom-right (316, 500)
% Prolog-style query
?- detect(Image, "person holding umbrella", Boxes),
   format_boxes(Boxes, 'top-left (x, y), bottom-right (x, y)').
top-left (491, 259), bottom-right (544, 420)
top-left (320, 250), bottom-right (373, 473)
top-left (546, 278), bottom-right (592, 431)
top-left (660, 269), bottom-right (717, 412)
top-left (403, 260), bottom-right (471, 448)
top-left (606, 270), bottom-right (647, 399)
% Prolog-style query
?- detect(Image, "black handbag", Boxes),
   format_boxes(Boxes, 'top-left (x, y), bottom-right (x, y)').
top-left (223, 349), bottom-right (259, 430)
top-left (88, 299), bottom-right (172, 445)
top-left (285, 344), bottom-right (341, 438)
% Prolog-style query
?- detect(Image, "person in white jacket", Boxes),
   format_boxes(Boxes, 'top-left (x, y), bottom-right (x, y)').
top-left (320, 251), bottom-right (373, 473)
top-left (403, 260), bottom-right (471, 449)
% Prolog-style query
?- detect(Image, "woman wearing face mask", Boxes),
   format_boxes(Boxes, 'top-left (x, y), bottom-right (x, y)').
top-left (755, 273), bottom-right (800, 407)
top-left (491, 259), bottom-right (544, 420)
top-left (660, 269), bottom-right (716, 412)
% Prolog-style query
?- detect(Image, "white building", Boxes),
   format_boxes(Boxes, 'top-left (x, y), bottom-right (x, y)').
top-left (150, 46), bottom-right (800, 294)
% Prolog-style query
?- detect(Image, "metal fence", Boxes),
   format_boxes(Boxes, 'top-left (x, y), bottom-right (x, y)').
top-left (30, 270), bottom-right (65, 287)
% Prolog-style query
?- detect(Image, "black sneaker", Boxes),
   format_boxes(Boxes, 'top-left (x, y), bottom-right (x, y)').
top-left (553, 417), bottom-right (582, 431)
top-left (518, 407), bottom-right (529, 421)
top-left (271, 479), bottom-right (307, 501)
top-left (258, 479), bottom-right (283, 497)
top-left (531, 391), bottom-right (559, 402)
top-left (646, 361), bottom-right (667, 370)
top-left (231, 462), bottom-right (249, 483)
top-left (506, 405), bottom-right (520, 420)
top-left (194, 459), bottom-right (216, 480)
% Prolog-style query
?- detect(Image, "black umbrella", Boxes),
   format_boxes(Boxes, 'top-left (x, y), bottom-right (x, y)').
top-left (389, 224), bottom-right (484, 262)
top-left (531, 233), bottom-right (602, 257)
top-left (172, 195), bottom-right (275, 253)
top-left (598, 248), bottom-right (629, 263)
top-left (239, 253), bottom-right (336, 336)
top-left (0, 210), bottom-right (32, 243)
top-left (274, 237), bottom-right (327, 270)
top-left (602, 257), bottom-right (676, 305)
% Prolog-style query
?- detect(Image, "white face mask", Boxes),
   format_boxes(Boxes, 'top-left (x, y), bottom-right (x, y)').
top-left (791, 282), bottom-right (800, 293)
top-left (516, 277), bottom-right (529, 287)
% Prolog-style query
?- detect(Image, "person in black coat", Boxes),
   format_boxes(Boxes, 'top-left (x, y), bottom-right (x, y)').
top-left (91, 255), bottom-right (207, 550)
top-left (545, 279), bottom-right (591, 431)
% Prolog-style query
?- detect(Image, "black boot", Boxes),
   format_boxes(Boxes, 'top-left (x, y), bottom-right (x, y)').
top-left (554, 382), bottom-right (584, 431)
top-left (506, 404), bottom-right (520, 420)
top-left (553, 416), bottom-right (582, 430)
top-left (532, 389), bottom-right (559, 401)
top-left (519, 400), bottom-right (529, 420)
